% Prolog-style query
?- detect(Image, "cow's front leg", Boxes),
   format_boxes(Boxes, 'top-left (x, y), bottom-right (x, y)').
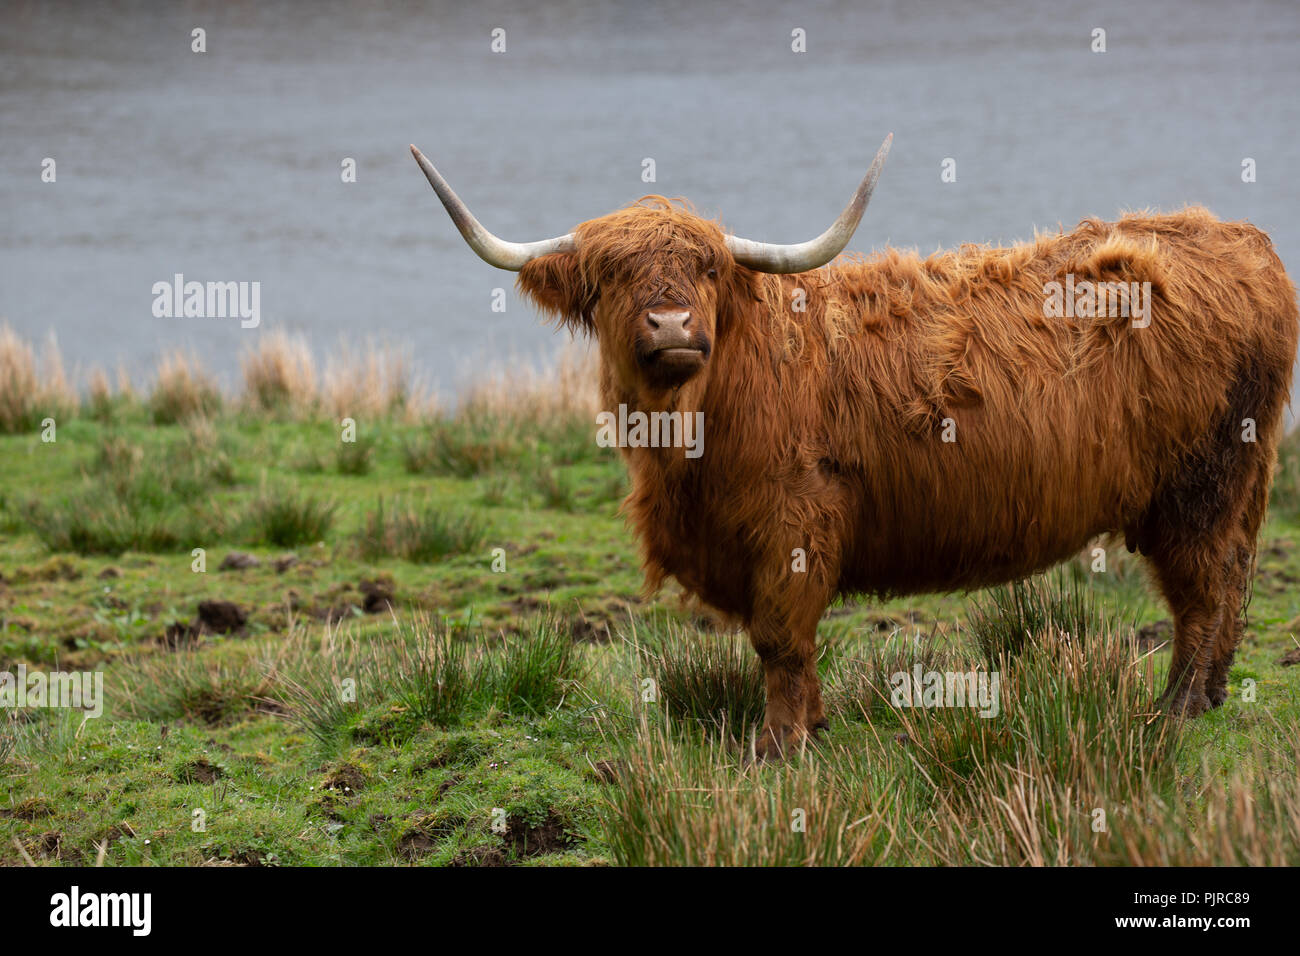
top-left (748, 606), bottom-right (826, 760)
top-left (753, 644), bottom-right (810, 760)
top-left (746, 526), bottom-right (839, 759)
top-left (804, 653), bottom-right (828, 735)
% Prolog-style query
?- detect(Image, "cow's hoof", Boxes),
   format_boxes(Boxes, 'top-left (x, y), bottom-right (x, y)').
top-left (1159, 690), bottom-right (1212, 718)
top-left (753, 733), bottom-right (786, 763)
top-left (752, 724), bottom-right (804, 762)
top-left (809, 718), bottom-right (831, 737)
top-left (1206, 684), bottom-right (1229, 708)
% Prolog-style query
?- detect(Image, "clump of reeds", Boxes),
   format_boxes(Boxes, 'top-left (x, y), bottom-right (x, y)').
top-left (0, 323), bottom-right (75, 433)
top-left (148, 349), bottom-right (222, 424)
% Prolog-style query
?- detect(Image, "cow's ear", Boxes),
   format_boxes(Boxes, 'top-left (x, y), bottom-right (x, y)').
top-left (517, 253), bottom-right (596, 334)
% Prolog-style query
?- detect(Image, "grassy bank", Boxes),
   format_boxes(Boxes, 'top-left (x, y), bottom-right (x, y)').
top-left (1, 326), bottom-right (1299, 866)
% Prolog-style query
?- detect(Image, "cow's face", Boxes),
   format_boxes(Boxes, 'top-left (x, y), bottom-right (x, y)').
top-left (412, 139), bottom-right (891, 400)
top-left (518, 200), bottom-right (731, 397)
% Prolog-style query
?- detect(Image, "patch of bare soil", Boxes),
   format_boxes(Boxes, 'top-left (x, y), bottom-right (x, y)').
top-left (179, 757), bottom-right (223, 784)
top-left (506, 595), bottom-right (544, 616)
top-left (312, 603), bottom-right (357, 625)
top-left (565, 597), bottom-right (641, 643)
top-left (159, 620), bottom-right (203, 649)
top-left (588, 759), bottom-right (623, 784)
top-left (397, 813), bottom-right (455, 861)
top-left (862, 611), bottom-right (912, 633)
top-left (198, 599), bottom-right (247, 633)
top-left (319, 762), bottom-right (366, 793)
top-left (568, 613), bottom-right (612, 643)
top-left (359, 578), bottom-right (395, 614)
top-left (1136, 619), bottom-right (1173, 651)
top-left (450, 844), bottom-right (507, 867)
top-left (160, 598), bottom-right (249, 646)
top-left (505, 810), bottom-right (573, 858)
top-left (1263, 539), bottom-right (1292, 561)
top-left (0, 797), bottom-right (54, 821)
top-left (397, 829), bottom-right (438, 860)
top-left (824, 600), bottom-right (868, 619)
top-left (35, 830), bottom-right (65, 859)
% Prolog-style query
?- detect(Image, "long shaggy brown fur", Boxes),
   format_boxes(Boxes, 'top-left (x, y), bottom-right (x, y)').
top-left (517, 199), bottom-right (1299, 758)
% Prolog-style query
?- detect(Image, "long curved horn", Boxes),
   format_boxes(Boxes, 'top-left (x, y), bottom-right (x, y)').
top-left (725, 134), bottom-right (892, 274)
top-left (410, 145), bottom-right (576, 270)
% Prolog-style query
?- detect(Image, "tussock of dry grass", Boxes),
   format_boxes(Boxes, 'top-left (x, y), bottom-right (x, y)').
top-left (601, 719), bottom-right (901, 866)
top-left (322, 338), bottom-right (423, 421)
top-left (240, 329), bottom-right (318, 417)
top-left (602, 622), bottom-right (1300, 866)
top-left (148, 350), bottom-right (222, 424)
top-left (85, 368), bottom-right (113, 420)
top-left (456, 344), bottom-right (600, 426)
top-left (398, 344), bottom-right (605, 478)
top-left (0, 323), bottom-right (75, 433)
top-left (0, 327), bottom-right (601, 433)
top-left (240, 331), bottom-right (440, 420)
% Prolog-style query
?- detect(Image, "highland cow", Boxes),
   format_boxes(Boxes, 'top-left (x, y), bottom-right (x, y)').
top-left (412, 137), bottom-right (1298, 758)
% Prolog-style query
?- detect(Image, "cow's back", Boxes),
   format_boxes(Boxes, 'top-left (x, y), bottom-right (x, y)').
top-left (814, 208), bottom-right (1298, 596)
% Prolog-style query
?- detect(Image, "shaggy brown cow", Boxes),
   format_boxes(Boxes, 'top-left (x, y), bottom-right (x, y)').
top-left (412, 139), bottom-right (1298, 759)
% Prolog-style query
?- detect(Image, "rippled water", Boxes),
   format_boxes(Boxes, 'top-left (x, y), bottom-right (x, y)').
top-left (2, 0), bottom-right (1298, 401)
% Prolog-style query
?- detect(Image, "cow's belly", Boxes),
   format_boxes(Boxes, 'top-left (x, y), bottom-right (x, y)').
top-left (837, 471), bottom-right (1122, 597)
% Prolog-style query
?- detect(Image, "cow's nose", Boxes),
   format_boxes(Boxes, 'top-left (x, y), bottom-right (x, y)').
top-left (647, 310), bottom-right (691, 334)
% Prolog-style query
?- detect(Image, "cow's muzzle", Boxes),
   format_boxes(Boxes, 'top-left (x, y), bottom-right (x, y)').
top-left (638, 310), bottom-right (710, 386)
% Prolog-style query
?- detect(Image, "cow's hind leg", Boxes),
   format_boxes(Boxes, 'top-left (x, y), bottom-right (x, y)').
top-left (1138, 445), bottom-right (1238, 717)
top-left (1206, 458), bottom-right (1272, 706)
top-left (1205, 544), bottom-right (1250, 708)
top-left (1137, 353), bottom-right (1283, 717)
top-left (1148, 545), bottom-right (1224, 717)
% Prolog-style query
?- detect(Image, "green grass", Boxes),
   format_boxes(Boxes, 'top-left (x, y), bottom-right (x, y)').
top-left (336, 436), bottom-right (376, 476)
top-left (631, 613), bottom-right (766, 736)
top-left (244, 483), bottom-right (337, 548)
top-left (355, 498), bottom-right (487, 563)
top-left (965, 567), bottom-right (1128, 666)
top-left (1, 410), bottom-right (1299, 866)
top-left (1270, 427), bottom-right (1300, 523)
top-left (402, 415), bottom-right (523, 478)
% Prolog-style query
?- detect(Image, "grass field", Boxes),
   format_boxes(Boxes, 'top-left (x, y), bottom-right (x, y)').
top-left (2, 327), bottom-right (1299, 866)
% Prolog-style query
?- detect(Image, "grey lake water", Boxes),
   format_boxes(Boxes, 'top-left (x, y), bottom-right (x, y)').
top-left (2, 0), bottom-right (1299, 403)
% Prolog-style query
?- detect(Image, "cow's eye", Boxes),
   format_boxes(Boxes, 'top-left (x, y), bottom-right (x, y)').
top-left (705, 267), bottom-right (718, 279)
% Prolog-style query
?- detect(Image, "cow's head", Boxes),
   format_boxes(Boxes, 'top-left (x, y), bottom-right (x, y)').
top-left (410, 137), bottom-right (890, 401)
